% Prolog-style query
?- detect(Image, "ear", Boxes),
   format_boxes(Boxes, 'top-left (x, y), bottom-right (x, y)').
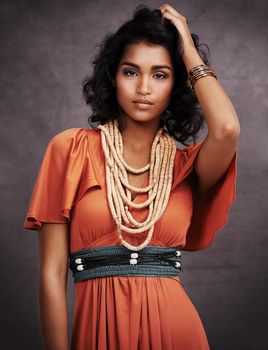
top-left (112, 79), bottom-right (116, 87)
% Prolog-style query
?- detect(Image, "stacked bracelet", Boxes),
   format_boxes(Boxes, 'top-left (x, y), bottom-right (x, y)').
top-left (187, 64), bottom-right (217, 90)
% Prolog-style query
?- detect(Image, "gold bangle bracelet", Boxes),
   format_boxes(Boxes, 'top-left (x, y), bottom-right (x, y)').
top-left (188, 67), bottom-right (214, 79)
top-left (190, 72), bottom-right (217, 90)
top-left (188, 64), bottom-right (212, 76)
top-left (189, 70), bottom-right (216, 83)
top-left (187, 64), bottom-right (217, 90)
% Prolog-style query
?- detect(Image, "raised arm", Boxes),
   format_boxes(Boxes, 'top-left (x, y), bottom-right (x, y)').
top-left (160, 4), bottom-right (241, 195)
top-left (183, 46), bottom-right (240, 195)
top-left (38, 223), bottom-right (70, 350)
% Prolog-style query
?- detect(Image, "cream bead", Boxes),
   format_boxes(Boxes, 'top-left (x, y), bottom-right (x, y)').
top-left (97, 119), bottom-right (177, 252)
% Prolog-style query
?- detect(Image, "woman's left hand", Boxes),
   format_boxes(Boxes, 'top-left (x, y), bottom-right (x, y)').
top-left (159, 3), bottom-right (196, 52)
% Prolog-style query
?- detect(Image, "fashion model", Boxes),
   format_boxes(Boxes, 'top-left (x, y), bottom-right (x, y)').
top-left (23, 4), bottom-right (240, 349)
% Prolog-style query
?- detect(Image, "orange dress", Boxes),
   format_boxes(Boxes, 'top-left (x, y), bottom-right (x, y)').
top-left (23, 128), bottom-right (237, 350)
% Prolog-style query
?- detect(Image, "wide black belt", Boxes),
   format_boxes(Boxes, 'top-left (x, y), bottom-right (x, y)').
top-left (69, 245), bottom-right (182, 283)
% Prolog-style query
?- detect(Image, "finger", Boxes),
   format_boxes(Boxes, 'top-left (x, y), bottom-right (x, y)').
top-left (159, 3), bottom-right (168, 9)
top-left (161, 8), bottom-right (190, 27)
top-left (161, 10), bottom-right (180, 26)
top-left (160, 4), bottom-right (184, 18)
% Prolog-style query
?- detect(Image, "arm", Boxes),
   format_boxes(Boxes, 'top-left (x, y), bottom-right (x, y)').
top-left (38, 223), bottom-right (70, 350)
top-left (159, 4), bottom-right (240, 195)
top-left (182, 45), bottom-right (240, 195)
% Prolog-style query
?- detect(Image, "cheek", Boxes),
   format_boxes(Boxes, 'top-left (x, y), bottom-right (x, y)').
top-left (155, 82), bottom-right (173, 104)
top-left (116, 76), bottom-right (134, 96)
top-left (116, 86), bottom-right (131, 107)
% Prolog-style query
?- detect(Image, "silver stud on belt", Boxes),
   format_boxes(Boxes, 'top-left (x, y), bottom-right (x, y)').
top-left (128, 250), bottom-right (182, 268)
top-left (75, 258), bottom-right (84, 271)
top-left (129, 252), bottom-right (138, 265)
top-left (175, 250), bottom-right (181, 268)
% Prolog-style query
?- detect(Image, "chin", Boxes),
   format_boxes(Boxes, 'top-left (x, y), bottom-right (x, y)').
top-left (125, 108), bottom-right (158, 120)
top-left (129, 114), bottom-right (157, 124)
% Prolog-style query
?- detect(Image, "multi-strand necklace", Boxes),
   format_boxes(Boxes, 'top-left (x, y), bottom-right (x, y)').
top-left (97, 119), bottom-right (177, 252)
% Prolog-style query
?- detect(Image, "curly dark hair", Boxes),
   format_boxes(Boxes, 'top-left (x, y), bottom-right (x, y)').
top-left (82, 4), bottom-right (211, 145)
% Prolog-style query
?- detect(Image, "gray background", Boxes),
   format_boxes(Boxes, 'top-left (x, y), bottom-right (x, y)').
top-left (1, 0), bottom-right (268, 349)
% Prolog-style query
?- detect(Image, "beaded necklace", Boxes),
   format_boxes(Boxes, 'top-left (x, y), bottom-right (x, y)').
top-left (97, 119), bottom-right (176, 252)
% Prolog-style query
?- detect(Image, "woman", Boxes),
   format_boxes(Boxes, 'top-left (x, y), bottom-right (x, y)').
top-left (23, 4), bottom-right (240, 349)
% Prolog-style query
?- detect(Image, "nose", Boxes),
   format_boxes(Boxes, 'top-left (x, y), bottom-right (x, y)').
top-left (137, 76), bottom-right (152, 94)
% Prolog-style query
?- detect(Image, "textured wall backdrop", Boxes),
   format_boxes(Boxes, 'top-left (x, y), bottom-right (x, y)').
top-left (1, 0), bottom-right (267, 349)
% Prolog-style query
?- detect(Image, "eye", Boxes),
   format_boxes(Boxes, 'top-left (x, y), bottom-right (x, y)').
top-left (123, 69), bottom-right (167, 79)
top-left (154, 73), bottom-right (167, 79)
top-left (123, 70), bottom-right (137, 77)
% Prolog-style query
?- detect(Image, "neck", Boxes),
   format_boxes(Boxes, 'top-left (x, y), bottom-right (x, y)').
top-left (117, 114), bottom-right (162, 152)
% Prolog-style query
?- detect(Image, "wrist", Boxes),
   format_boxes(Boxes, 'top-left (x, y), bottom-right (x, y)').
top-left (182, 45), bottom-right (205, 73)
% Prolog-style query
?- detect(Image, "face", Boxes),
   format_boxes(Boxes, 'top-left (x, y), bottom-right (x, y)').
top-left (114, 42), bottom-right (174, 126)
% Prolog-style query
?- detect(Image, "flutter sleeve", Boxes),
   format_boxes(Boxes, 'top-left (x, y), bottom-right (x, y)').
top-left (23, 128), bottom-right (91, 230)
top-left (175, 140), bottom-right (238, 251)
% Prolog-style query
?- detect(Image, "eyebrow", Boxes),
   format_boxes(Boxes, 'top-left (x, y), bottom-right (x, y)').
top-left (120, 61), bottom-right (173, 71)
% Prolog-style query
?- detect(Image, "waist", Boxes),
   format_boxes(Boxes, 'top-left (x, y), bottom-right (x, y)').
top-left (69, 245), bottom-right (182, 283)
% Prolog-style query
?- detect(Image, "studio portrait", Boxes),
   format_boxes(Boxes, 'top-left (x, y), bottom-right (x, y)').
top-left (1, 1), bottom-right (267, 349)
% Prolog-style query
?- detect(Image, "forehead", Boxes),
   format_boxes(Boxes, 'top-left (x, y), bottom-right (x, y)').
top-left (119, 42), bottom-right (172, 67)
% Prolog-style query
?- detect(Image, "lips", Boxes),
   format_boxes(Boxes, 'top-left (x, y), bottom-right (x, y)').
top-left (133, 101), bottom-right (154, 110)
top-left (133, 99), bottom-right (153, 105)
